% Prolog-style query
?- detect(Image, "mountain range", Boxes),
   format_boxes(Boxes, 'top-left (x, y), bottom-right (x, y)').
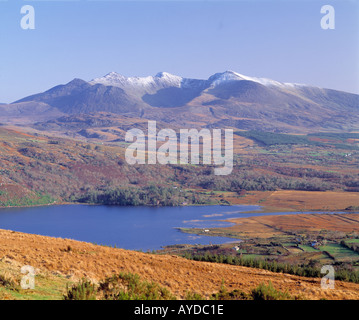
top-left (1, 71), bottom-right (358, 138)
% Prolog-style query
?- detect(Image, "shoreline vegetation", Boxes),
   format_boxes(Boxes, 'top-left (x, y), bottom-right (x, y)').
top-left (1, 191), bottom-right (358, 212)
top-left (76, 185), bottom-right (222, 207)
top-left (2, 189), bottom-right (358, 210)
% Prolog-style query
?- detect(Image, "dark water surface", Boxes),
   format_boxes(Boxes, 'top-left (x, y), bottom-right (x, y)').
top-left (0, 204), bottom-right (338, 251)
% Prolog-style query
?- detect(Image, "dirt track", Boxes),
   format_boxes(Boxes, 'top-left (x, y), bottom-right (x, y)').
top-left (1, 229), bottom-right (359, 299)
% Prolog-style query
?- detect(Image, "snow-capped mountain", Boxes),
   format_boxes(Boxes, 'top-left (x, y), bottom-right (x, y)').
top-left (7, 70), bottom-right (359, 133)
top-left (90, 70), bottom-right (303, 94)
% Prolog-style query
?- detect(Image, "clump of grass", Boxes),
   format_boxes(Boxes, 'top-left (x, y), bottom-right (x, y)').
top-left (98, 272), bottom-right (176, 300)
top-left (185, 291), bottom-right (205, 300)
top-left (212, 279), bottom-right (250, 300)
top-left (0, 272), bottom-right (18, 291)
top-left (61, 245), bottom-right (72, 253)
top-left (63, 278), bottom-right (96, 300)
top-left (251, 281), bottom-right (292, 300)
top-left (213, 288), bottom-right (251, 300)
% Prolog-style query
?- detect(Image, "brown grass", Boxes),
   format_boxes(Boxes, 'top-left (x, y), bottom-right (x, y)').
top-left (224, 213), bottom-right (359, 239)
top-left (225, 190), bottom-right (359, 211)
top-left (1, 229), bottom-right (359, 300)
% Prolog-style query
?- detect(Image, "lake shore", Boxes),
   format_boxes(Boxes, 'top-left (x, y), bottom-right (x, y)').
top-left (2, 189), bottom-right (359, 213)
top-left (182, 212), bottom-right (359, 241)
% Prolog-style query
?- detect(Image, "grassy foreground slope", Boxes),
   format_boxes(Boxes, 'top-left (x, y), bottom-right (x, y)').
top-left (1, 229), bottom-right (359, 300)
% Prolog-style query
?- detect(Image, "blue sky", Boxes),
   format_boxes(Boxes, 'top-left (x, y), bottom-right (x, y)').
top-left (0, 0), bottom-right (358, 103)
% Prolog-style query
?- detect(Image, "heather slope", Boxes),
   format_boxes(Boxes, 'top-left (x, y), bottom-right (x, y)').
top-left (1, 229), bottom-right (359, 300)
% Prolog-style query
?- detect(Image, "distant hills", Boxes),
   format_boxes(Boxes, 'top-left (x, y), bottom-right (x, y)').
top-left (1, 70), bottom-right (358, 135)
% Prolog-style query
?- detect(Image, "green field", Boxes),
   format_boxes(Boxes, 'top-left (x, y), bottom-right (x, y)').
top-left (319, 243), bottom-right (359, 260)
top-left (297, 244), bottom-right (319, 252)
top-left (235, 130), bottom-right (359, 150)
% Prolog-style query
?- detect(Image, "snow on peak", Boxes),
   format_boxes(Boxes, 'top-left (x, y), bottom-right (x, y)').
top-left (91, 72), bottom-right (126, 86)
top-left (90, 71), bottom-right (185, 94)
top-left (154, 72), bottom-right (183, 86)
top-left (90, 70), bottom-right (304, 94)
top-left (208, 71), bottom-right (245, 84)
top-left (155, 71), bottom-right (180, 79)
top-left (208, 70), bottom-right (286, 87)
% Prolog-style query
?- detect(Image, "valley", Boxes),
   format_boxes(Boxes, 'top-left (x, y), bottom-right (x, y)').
top-left (0, 70), bottom-right (358, 300)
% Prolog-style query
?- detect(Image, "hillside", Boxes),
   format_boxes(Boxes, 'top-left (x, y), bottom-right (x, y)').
top-left (0, 126), bottom-right (359, 209)
top-left (1, 229), bottom-right (359, 300)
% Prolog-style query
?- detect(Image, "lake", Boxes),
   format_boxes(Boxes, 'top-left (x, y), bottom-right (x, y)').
top-left (0, 204), bottom-right (338, 251)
